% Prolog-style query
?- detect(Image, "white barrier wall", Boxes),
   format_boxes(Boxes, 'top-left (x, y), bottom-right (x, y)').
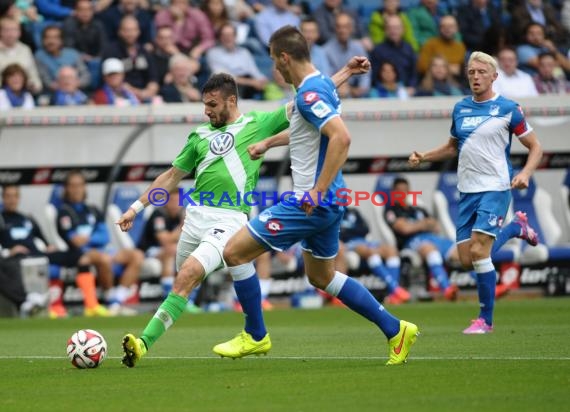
top-left (1, 96), bottom-right (569, 241)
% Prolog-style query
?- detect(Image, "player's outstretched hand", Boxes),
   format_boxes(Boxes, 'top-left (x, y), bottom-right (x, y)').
top-left (116, 209), bottom-right (136, 232)
top-left (248, 141), bottom-right (268, 160)
top-left (408, 151), bottom-right (423, 168)
top-left (511, 171), bottom-right (530, 189)
top-left (347, 56), bottom-right (370, 74)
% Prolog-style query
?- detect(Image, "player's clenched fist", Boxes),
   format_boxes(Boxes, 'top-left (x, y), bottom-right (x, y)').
top-left (247, 141), bottom-right (269, 160)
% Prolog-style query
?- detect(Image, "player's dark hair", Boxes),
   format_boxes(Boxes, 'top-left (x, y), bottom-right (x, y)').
top-left (202, 72), bottom-right (238, 101)
top-left (392, 177), bottom-right (409, 189)
top-left (269, 25), bottom-right (310, 62)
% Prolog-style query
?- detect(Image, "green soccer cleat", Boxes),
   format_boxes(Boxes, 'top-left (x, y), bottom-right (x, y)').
top-left (121, 333), bottom-right (147, 368)
top-left (386, 320), bottom-right (420, 366)
top-left (213, 330), bottom-right (271, 359)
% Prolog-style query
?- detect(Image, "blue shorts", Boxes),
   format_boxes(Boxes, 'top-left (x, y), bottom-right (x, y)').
top-left (456, 190), bottom-right (511, 243)
top-left (405, 233), bottom-right (455, 258)
top-left (247, 202), bottom-right (344, 259)
top-left (344, 238), bottom-right (380, 251)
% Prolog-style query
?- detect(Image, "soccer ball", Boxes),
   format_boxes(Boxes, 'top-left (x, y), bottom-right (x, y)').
top-left (67, 329), bottom-right (107, 369)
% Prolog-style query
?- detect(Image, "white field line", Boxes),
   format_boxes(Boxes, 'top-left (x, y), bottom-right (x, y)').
top-left (1, 355), bottom-right (569, 361)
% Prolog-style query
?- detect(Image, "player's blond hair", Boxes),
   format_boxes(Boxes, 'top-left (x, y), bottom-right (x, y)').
top-left (468, 52), bottom-right (498, 73)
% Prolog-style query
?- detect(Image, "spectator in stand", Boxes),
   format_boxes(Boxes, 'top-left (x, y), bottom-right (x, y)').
top-left (263, 65), bottom-right (295, 102)
top-left (300, 18), bottom-right (332, 77)
top-left (456, 0), bottom-right (502, 52)
top-left (533, 51), bottom-right (570, 94)
top-left (102, 15), bottom-right (159, 102)
top-left (517, 22), bottom-right (570, 75)
top-left (407, 0), bottom-right (449, 48)
top-left (201, 0), bottom-right (231, 35)
top-left (201, 0), bottom-right (253, 36)
top-left (154, 0), bottom-right (215, 59)
top-left (35, 0), bottom-right (72, 22)
top-left (92, 57), bottom-right (140, 106)
top-left (510, 0), bottom-right (569, 47)
top-left (417, 15), bottom-right (466, 82)
top-left (35, 25), bottom-right (91, 92)
top-left (324, 12), bottom-right (370, 98)
top-left (312, 0), bottom-right (363, 46)
top-left (152, 25), bottom-right (181, 86)
top-left (0, 63), bottom-right (34, 110)
top-left (56, 170), bottom-right (143, 316)
top-left (254, 0), bottom-right (300, 47)
top-left (0, 17), bottom-right (41, 93)
top-left (96, 0), bottom-right (154, 47)
top-left (159, 53), bottom-right (201, 102)
top-left (62, 0), bottom-right (107, 90)
top-left (0, 0), bottom-right (38, 51)
top-left (493, 47), bottom-right (539, 98)
top-left (49, 65), bottom-right (89, 106)
top-left (369, 0), bottom-right (418, 52)
top-left (206, 22), bottom-right (267, 99)
top-left (369, 61), bottom-right (409, 99)
top-left (370, 14), bottom-right (418, 95)
top-left (416, 55), bottom-right (464, 97)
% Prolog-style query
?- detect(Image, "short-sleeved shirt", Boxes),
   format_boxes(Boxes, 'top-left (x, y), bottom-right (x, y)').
top-left (384, 204), bottom-right (431, 249)
top-left (449, 94), bottom-right (533, 193)
top-left (288, 71), bottom-right (346, 204)
top-left (138, 208), bottom-right (183, 251)
top-left (172, 107), bottom-right (289, 214)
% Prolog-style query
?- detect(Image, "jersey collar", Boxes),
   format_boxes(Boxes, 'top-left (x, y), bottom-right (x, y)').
top-left (298, 71), bottom-right (321, 89)
top-left (471, 93), bottom-right (499, 104)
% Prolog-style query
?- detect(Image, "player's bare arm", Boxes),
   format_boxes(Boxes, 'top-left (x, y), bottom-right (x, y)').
top-left (117, 167), bottom-right (187, 232)
top-left (512, 131), bottom-right (543, 189)
top-left (409, 138), bottom-right (458, 167)
top-left (248, 129), bottom-right (290, 160)
top-left (392, 217), bottom-right (435, 236)
top-left (302, 117), bottom-right (351, 215)
top-left (331, 56), bottom-right (371, 86)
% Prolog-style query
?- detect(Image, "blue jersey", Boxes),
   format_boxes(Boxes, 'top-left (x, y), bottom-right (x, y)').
top-left (289, 71), bottom-right (346, 203)
top-left (450, 94), bottom-right (533, 193)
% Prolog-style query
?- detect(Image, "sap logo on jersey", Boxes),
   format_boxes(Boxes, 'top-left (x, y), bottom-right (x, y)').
top-left (310, 101), bottom-right (332, 118)
top-left (461, 116), bottom-right (484, 129)
top-left (210, 132), bottom-right (235, 155)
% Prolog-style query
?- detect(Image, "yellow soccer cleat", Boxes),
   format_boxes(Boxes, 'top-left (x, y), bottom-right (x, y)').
top-left (84, 304), bottom-right (110, 317)
top-left (386, 320), bottom-right (420, 366)
top-left (121, 334), bottom-right (147, 368)
top-left (213, 330), bottom-right (272, 359)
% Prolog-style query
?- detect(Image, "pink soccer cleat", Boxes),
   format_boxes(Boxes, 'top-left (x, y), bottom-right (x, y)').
top-left (513, 211), bottom-right (539, 246)
top-left (463, 318), bottom-right (493, 334)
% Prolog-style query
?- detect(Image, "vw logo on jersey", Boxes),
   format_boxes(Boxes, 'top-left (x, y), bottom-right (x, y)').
top-left (210, 132), bottom-right (235, 155)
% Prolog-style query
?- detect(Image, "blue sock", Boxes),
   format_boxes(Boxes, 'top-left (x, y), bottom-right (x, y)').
top-left (327, 272), bottom-right (400, 339)
top-left (367, 255), bottom-right (397, 293)
top-left (491, 222), bottom-right (521, 256)
top-left (474, 258), bottom-right (496, 326)
top-left (427, 251), bottom-right (450, 289)
top-left (233, 274), bottom-right (266, 341)
top-left (385, 256), bottom-right (401, 285)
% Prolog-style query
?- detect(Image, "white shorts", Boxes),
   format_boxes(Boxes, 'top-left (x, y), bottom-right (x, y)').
top-left (176, 206), bottom-right (247, 274)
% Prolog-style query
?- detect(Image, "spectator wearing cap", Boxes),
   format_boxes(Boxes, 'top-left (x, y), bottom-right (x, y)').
top-left (91, 57), bottom-right (139, 106)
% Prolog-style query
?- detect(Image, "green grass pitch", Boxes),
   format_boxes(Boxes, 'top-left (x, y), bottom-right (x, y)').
top-left (1, 298), bottom-right (569, 412)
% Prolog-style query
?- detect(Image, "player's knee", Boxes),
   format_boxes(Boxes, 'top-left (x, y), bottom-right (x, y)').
top-left (223, 245), bottom-right (243, 267)
top-left (459, 254), bottom-right (472, 270)
top-left (130, 249), bottom-right (145, 265)
top-left (469, 241), bottom-right (488, 261)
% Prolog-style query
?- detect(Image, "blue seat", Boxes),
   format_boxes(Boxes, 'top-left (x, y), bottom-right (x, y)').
top-left (512, 175), bottom-right (570, 262)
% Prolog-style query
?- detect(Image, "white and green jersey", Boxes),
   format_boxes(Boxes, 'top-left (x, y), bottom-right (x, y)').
top-left (173, 107), bottom-right (289, 214)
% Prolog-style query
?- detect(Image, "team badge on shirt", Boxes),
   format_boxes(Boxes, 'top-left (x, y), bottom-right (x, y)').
top-left (60, 216), bottom-right (72, 230)
top-left (210, 132), bottom-right (235, 155)
top-left (310, 101), bottom-right (332, 118)
top-left (489, 105), bottom-right (500, 116)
